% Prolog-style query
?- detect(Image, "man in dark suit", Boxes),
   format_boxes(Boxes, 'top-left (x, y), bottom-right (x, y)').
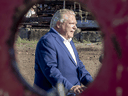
top-left (34, 9), bottom-right (93, 94)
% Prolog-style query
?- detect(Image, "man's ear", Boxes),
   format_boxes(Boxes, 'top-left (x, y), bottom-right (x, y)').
top-left (56, 21), bottom-right (61, 28)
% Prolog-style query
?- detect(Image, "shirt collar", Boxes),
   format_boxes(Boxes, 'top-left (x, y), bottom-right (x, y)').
top-left (51, 28), bottom-right (72, 42)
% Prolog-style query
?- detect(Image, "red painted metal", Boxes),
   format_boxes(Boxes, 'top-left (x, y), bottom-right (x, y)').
top-left (80, 0), bottom-right (128, 96)
top-left (0, 0), bottom-right (24, 96)
top-left (0, 0), bottom-right (128, 96)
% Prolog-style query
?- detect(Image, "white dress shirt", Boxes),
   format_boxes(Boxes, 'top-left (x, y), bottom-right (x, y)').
top-left (52, 28), bottom-right (77, 65)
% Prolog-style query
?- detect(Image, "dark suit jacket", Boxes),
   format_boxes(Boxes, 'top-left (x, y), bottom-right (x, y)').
top-left (34, 28), bottom-right (93, 92)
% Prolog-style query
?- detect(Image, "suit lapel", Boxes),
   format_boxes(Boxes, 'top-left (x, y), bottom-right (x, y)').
top-left (70, 41), bottom-right (78, 65)
top-left (50, 29), bottom-right (77, 66)
top-left (56, 36), bottom-right (77, 66)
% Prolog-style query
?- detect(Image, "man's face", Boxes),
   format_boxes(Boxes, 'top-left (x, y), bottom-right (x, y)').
top-left (59, 14), bottom-right (77, 39)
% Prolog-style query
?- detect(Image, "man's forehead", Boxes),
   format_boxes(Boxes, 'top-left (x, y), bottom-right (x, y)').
top-left (69, 11), bottom-right (75, 15)
top-left (65, 15), bottom-right (77, 23)
top-left (63, 14), bottom-right (75, 19)
top-left (64, 14), bottom-right (69, 19)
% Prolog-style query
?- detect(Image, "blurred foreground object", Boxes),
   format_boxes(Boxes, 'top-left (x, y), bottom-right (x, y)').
top-left (0, 0), bottom-right (128, 96)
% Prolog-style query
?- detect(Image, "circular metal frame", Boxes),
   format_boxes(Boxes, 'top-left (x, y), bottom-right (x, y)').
top-left (0, 0), bottom-right (128, 96)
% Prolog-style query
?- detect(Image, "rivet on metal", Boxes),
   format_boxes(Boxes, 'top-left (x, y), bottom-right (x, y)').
top-left (116, 64), bottom-right (123, 80)
top-left (0, 89), bottom-right (4, 95)
top-left (4, 92), bottom-right (9, 96)
top-left (116, 87), bottom-right (123, 96)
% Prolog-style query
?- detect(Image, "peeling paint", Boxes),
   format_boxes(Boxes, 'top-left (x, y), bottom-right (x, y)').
top-left (0, 89), bottom-right (9, 96)
top-left (113, 18), bottom-right (124, 26)
top-left (112, 16), bottom-right (128, 27)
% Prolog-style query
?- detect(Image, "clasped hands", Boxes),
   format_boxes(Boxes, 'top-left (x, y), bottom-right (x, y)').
top-left (69, 85), bottom-right (86, 94)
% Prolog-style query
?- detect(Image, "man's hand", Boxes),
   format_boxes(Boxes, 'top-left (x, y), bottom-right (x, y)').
top-left (70, 85), bottom-right (86, 94)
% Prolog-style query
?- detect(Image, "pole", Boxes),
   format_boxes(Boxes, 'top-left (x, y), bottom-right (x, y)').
top-left (63, 0), bottom-right (65, 9)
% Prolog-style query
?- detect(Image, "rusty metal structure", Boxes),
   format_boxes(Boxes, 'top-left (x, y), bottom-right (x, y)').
top-left (19, 0), bottom-right (101, 42)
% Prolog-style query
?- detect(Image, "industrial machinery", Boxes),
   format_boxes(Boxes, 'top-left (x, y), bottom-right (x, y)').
top-left (19, 0), bottom-right (101, 42)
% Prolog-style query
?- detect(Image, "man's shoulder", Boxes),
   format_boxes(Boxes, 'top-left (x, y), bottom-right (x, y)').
top-left (42, 28), bottom-right (57, 39)
top-left (38, 30), bottom-right (56, 44)
top-left (42, 31), bottom-right (53, 39)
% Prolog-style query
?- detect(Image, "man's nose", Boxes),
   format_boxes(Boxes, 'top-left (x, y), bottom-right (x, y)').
top-left (73, 25), bottom-right (77, 30)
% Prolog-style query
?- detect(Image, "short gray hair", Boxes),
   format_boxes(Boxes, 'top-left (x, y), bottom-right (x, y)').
top-left (50, 9), bottom-right (75, 28)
